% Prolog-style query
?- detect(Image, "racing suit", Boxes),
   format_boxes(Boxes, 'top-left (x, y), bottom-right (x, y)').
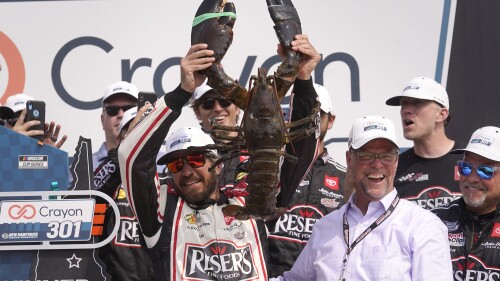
top-left (118, 86), bottom-right (269, 281)
top-left (267, 79), bottom-right (347, 277)
top-left (432, 199), bottom-right (500, 281)
top-left (93, 149), bottom-right (155, 281)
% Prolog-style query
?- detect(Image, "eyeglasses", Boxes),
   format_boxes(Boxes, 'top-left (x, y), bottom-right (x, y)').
top-left (457, 160), bottom-right (500, 180)
top-left (166, 154), bottom-right (206, 173)
top-left (104, 105), bottom-right (135, 116)
top-left (199, 96), bottom-right (232, 110)
top-left (352, 151), bottom-right (399, 164)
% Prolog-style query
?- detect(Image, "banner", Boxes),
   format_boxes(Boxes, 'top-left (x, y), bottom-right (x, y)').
top-left (0, 0), bottom-right (456, 164)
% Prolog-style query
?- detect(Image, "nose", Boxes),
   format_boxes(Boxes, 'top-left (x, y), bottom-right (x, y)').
top-left (465, 167), bottom-right (482, 183)
top-left (211, 100), bottom-right (224, 111)
top-left (370, 157), bottom-right (385, 169)
top-left (180, 159), bottom-right (195, 175)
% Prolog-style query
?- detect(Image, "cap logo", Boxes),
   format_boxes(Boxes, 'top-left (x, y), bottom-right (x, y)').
top-left (364, 122), bottom-right (387, 132)
top-left (14, 101), bottom-right (24, 106)
top-left (470, 134), bottom-right (493, 147)
top-left (170, 136), bottom-right (191, 148)
top-left (403, 85), bottom-right (420, 92)
top-left (113, 87), bottom-right (129, 92)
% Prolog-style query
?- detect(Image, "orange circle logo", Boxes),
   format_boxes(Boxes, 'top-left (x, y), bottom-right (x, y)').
top-left (0, 31), bottom-right (25, 104)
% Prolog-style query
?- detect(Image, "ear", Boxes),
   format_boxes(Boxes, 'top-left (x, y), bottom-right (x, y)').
top-left (100, 112), bottom-right (105, 130)
top-left (436, 107), bottom-right (449, 123)
top-left (194, 107), bottom-right (202, 120)
top-left (346, 150), bottom-right (352, 168)
top-left (214, 161), bottom-right (223, 174)
top-left (327, 114), bottom-right (336, 130)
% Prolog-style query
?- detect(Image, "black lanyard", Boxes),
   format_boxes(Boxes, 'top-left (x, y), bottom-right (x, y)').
top-left (338, 195), bottom-right (400, 281)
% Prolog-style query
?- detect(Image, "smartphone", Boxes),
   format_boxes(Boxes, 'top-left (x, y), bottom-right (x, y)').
top-left (138, 91), bottom-right (158, 109)
top-left (24, 100), bottom-right (46, 141)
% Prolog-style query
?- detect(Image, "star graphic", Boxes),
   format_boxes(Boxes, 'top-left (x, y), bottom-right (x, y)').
top-left (66, 253), bottom-right (82, 268)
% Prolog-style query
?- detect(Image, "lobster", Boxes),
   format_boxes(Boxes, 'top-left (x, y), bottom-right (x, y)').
top-left (191, 0), bottom-right (317, 220)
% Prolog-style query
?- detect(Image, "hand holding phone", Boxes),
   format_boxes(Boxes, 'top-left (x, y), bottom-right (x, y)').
top-left (138, 91), bottom-right (158, 109)
top-left (24, 100), bottom-right (46, 141)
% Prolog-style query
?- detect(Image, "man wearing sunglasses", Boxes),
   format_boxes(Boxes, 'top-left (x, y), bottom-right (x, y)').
top-left (92, 81), bottom-right (138, 169)
top-left (93, 107), bottom-right (154, 281)
top-left (433, 126), bottom-right (500, 279)
top-left (386, 77), bottom-right (462, 210)
top-left (117, 42), bottom-right (274, 280)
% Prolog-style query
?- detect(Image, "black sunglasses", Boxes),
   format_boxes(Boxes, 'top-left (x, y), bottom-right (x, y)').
top-left (199, 96), bottom-right (232, 110)
top-left (105, 105), bottom-right (135, 116)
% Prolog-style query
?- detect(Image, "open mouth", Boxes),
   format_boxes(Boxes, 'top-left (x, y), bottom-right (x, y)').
top-left (367, 173), bottom-right (385, 183)
top-left (403, 119), bottom-right (414, 127)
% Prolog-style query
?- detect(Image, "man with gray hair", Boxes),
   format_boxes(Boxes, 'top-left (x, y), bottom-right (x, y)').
top-left (273, 115), bottom-right (452, 281)
top-left (433, 126), bottom-right (500, 280)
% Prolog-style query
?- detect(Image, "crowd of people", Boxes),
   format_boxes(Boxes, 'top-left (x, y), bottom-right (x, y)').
top-left (1, 11), bottom-right (499, 281)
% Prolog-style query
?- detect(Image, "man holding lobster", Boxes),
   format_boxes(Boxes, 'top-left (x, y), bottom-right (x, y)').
top-left (118, 0), bottom-right (325, 280)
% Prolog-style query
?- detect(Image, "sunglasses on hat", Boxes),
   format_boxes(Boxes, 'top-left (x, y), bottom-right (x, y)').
top-left (166, 153), bottom-right (206, 173)
top-left (199, 96), bottom-right (232, 110)
top-left (105, 105), bottom-right (135, 116)
top-left (457, 160), bottom-right (500, 180)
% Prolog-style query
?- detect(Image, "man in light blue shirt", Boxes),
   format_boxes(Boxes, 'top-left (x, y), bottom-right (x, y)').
top-left (273, 115), bottom-right (452, 281)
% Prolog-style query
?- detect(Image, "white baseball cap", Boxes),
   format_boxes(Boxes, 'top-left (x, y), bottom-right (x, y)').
top-left (348, 115), bottom-right (399, 149)
top-left (118, 107), bottom-right (138, 134)
top-left (451, 126), bottom-right (500, 162)
top-left (190, 83), bottom-right (215, 105)
top-left (314, 83), bottom-right (334, 115)
top-left (157, 127), bottom-right (217, 165)
top-left (0, 93), bottom-right (34, 118)
top-left (103, 81), bottom-right (139, 104)
top-left (386, 77), bottom-right (449, 109)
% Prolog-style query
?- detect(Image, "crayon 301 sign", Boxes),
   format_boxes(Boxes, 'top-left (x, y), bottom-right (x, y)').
top-left (0, 199), bottom-right (94, 243)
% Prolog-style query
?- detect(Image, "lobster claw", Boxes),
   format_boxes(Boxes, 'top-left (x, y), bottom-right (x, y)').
top-left (191, 0), bottom-right (248, 109)
top-left (267, 0), bottom-right (302, 100)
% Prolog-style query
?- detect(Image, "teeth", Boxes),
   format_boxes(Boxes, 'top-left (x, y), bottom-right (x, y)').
top-left (367, 174), bottom-right (384, 179)
top-left (184, 179), bottom-right (200, 186)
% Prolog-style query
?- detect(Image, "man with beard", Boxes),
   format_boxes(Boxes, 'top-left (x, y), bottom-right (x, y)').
top-left (273, 116), bottom-right (452, 281)
top-left (386, 77), bottom-right (462, 210)
top-left (118, 43), bottom-right (270, 281)
top-left (433, 126), bottom-right (500, 280)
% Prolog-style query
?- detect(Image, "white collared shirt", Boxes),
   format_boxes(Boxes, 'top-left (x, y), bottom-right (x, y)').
top-left (273, 189), bottom-right (453, 281)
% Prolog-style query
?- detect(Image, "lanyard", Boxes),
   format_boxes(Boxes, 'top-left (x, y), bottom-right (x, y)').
top-left (338, 195), bottom-right (400, 281)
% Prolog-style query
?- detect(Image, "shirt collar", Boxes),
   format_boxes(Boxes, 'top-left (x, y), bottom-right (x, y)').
top-left (348, 189), bottom-right (398, 212)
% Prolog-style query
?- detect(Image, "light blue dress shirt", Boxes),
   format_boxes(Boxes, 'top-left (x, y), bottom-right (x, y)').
top-left (273, 189), bottom-right (453, 281)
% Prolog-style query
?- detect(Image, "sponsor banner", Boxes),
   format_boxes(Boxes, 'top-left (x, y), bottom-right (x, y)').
top-left (0, 199), bottom-right (94, 243)
top-left (0, 0), bottom-right (456, 166)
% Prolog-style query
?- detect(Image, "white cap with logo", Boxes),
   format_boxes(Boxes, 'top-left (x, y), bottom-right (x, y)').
top-left (0, 93), bottom-right (34, 118)
top-left (119, 107), bottom-right (138, 134)
top-left (103, 81), bottom-right (139, 104)
top-left (348, 115), bottom-right (399, 149)
top-left (314, 83), bottom-right (334, 115)
top-left (190, 83), bottom-right (214, 105)
top-left (157, 127), bottom-right (217, 165)
top-left (386, 77), bottom-right (449, 109)
top-left (451, 126), bottom-right (500, 162)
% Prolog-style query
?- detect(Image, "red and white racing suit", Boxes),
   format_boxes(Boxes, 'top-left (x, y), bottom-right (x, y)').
top-left (118, 86), bottom-right (269, 281)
